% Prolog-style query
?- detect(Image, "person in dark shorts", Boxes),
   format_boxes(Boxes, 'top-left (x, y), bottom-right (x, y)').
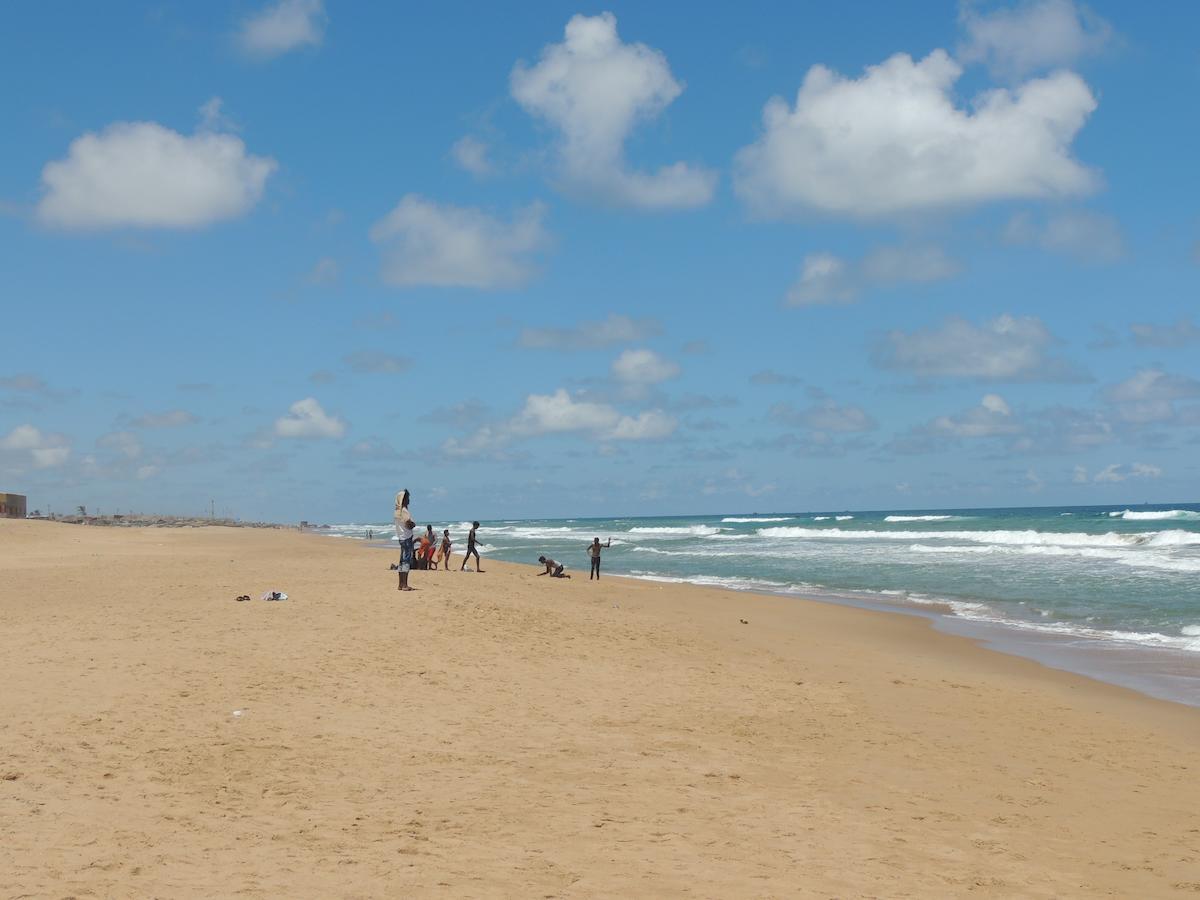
top-left (440, 529), bottom-right (452, 571)
top-left (537, 555), bottom-right (570, 578)
top-left (587, 537), bottom-right (611, 580)
top-left (460, 521), bottom-right (485, 572)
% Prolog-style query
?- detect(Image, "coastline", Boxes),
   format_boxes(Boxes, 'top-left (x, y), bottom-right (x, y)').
top-left (3, 519), bottom-right (1198, 896)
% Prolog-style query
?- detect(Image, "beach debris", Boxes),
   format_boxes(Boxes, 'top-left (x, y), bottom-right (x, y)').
top-left (234, 594), bottom-right (251, 602)
top-left (739, 618), bottom-right (749, 625)
top-left (231, 709), bottom-right (245, 717)
top-left (260, 591), bottom-right (288, 601)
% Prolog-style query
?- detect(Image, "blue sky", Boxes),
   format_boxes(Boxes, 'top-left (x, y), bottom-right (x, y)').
top-left (2, 0), bottom-right (1198, 523)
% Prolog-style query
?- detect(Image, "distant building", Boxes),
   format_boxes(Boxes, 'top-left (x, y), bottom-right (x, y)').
top-left (0, 493), bottom-right (27, 518)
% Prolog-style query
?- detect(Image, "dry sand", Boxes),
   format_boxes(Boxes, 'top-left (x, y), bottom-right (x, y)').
top-left (2, 519), bottom-right (1198, 897)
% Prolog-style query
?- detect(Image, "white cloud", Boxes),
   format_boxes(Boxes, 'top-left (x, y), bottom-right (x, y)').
top-left (1093, 462), bottom-right (1162, 483)
top-left (611, 348), bottom-right (680, 384)
top-left (451, 136), bottom-right (494, 177)
top-left (37, 114), bottom-right (276, 230)
top-left (98, 431), bottom-right (143, 460)
top-left (958, 0), bottom-right (1113, 78)
top-left (605, 409), bottom-right (677, 440)
top-left (236, 0), bottom-right (326, 59)
top-left (519, 314), bottom-right (661, 349)
top-left (1103, 369), bottom-right (1200, 424)
top-left (0, 424), bottom-right (70, 469)
top-left (787, 245), bottom-right (958, 306)
top-left (1129, 318), bottom-right (1200, 349)
top-left (930, 394), bottom-right (1024, 437)
top-left (786, 254), bottom-right (855, 306)
top-left (131, 410), bottom-right (198, 428)
top-left (444, 388), bottom-right (677, 456)
top-left (734, 50), bottom-right (1097, 219)
top-left (370, 195), bottom-right (548, 289)
top-left (510, 12), bottom-right (716, 210)
top-left (306, 256), bottom-right (339, 285)
top-left (875, 314), bottom-right (1083, 381)
top-left (273, 397), bottom-right (346, 439)
top-left (1003, 210), bottom-right (1124, 262)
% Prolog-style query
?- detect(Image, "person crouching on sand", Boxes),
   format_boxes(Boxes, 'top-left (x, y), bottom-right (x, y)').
top-left (587, 537), bottom-right (611, 580)
top-left (537, 556), bottom-right (570, 578)
top-left (395, 489), bottom-right (416, 591)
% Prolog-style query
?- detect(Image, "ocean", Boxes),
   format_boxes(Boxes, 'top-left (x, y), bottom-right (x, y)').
top-left (319, 504), bottom-right (1200, 707)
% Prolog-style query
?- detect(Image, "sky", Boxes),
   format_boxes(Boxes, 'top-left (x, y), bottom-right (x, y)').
top-left (1, 0), bottom-right (1198, 523)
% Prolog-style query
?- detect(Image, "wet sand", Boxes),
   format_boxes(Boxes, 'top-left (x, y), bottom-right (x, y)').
top-left (2, 519), bottom-right (1197, 897)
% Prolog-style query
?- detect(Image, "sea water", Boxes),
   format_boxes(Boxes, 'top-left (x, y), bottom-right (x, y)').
top-left (321, 504), bottom-right (1200, 707)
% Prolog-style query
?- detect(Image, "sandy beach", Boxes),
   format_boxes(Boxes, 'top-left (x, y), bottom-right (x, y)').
top-left (2, 519), bottom-right (1198, 897)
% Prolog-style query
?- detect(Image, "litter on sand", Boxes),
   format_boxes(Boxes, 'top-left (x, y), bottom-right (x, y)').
top-left (260, 591), bottom-right (288, 601)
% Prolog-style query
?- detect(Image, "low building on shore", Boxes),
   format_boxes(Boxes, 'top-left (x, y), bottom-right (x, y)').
top-left (0, 493), bottom-right (28, 518)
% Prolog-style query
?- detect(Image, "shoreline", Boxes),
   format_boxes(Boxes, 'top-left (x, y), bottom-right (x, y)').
top-left (4, 519), bottom-right (1198, 896)
top-left (358, 537), bottom-right (1200, 710)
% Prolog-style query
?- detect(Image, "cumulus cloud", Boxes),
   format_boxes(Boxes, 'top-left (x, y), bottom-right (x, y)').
top-left (37, 112), bottom-right (276, 230)
top-left (306, 256), bottom-right (339, 285)
top-left (451, 136), bottom-right (494, 177)
top-left (342, 351), bottom-right (411, 374)
top-left (734, 50), bottom-right (1097, 219)
top-left (0, 424), bottom-right (70, 469)
top-left (130, 410), bottom-right (198, 428)
top-left (370, 195), bottom-right (548, 289)
top-left (1003, 210), bottom-right (1124, 262)
top-left (519, 314), bottom-right (661, 349)
top-left (875, 314), bottom-right (1084, 381)
top-left (1129, 318), bottom-right (1200, 349)
top-left (236, 0), bottom-right (326, 59)
top-left (958, 0), bottom-right (1114, 78)
top-left (97, 430), bottom-right (143, 460)
top-left (273, 397), bottom-right (346, 439)
top-left (769, 398), bottom-right (876, 433)
top-left (929, 394), bottom-right (1024, 437)
top-left (510, 12), bottom-right (716, 210)
top-left (611, 348), bottom-right (680, 384)
top-left (1102, 369), bottom-right (1200, 424)
top-left (787, 245), bottom-right (959, 306)
top-left (444, 388), bottom-right (676, 457)
top-left (1092, 462), bottom-right (1162, 483)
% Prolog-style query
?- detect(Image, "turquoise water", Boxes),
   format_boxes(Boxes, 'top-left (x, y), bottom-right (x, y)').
top-left (324, 504), bottom-right (1200, 705)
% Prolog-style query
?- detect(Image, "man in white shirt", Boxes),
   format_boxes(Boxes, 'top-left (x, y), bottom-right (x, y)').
top-left (394, 488), bottom-right (416, 591)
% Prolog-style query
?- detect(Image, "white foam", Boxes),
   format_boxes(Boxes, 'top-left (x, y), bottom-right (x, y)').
top-left (758, 525), bottom-right (1200, 550)
top-left (908, 542), bottom-right (1200, 574)
top-left (836, 515), bottom-right (854, 521)
top-left (628, 525), bottom-right (721, 536)
top-left (721, 516), bottom-right (794, 523)
top-left (1108, 509), bottom-right (1200, 521)
top-left (885, 514), bottom-right (960, 522)
top-left (1181, 625), bottom-right (1200, 637)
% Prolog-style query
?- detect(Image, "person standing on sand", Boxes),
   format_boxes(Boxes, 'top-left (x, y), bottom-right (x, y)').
top-left (460, 521), bottom-right (484, 572)
top-left (587, 537), bottom-right (611, 580)
top-left (395, 489), bottom-right (416, 591)
top-left (441, 529), bottom-right (452, 571)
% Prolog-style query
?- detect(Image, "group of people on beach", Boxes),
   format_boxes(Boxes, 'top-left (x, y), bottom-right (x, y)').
top-left (393, 488), bottom-right (613, 590)
top-left (393, 489), bottom-right (483, 591)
